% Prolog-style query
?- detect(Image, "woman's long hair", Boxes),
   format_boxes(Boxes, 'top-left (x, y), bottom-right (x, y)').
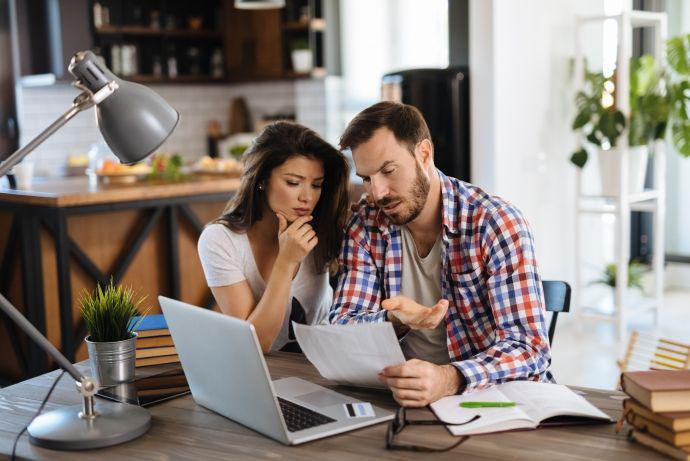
top-left (215, 121), bottom-right (350, 272)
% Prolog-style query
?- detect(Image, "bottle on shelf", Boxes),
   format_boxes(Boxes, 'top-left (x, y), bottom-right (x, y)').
top-left (152, 56), bottom-right (163, 78)
top-left (150, 10), bottom-right (161, 30)
top-left (167, 46), bottom-right (178, 79)
top-left (186, 47), bottom-right (201, 75)
top-left (211, 48), bottom-right (224, 78)
top-left (110, 44), bottom-right (122, 75)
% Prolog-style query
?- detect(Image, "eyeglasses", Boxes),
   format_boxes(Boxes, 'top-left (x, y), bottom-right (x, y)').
top-left (385, 407), bottom-right (479, 452)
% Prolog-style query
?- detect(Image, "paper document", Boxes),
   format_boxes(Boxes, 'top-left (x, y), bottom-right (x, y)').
top-left (293, 322), bottom-right (406, 388)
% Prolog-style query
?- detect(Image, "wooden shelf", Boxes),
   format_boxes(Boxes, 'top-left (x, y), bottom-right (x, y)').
top-left (282, 18), bottom-right (325, 31)
top-left (283, 21), bottom-right (309, 31)
top-left (95, 25), bottom-right (222, 39)
top-left (283, 70), bottom-right (312, 79)
top-left (129, 75), bottom-right (226, 84)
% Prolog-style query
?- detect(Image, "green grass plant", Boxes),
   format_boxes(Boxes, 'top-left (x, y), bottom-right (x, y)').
top-left (80, 280), bottom-right (146, 342)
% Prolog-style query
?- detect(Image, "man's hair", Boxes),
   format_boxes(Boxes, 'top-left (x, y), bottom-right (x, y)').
top-left (339, 101), bottom-right (432, 155)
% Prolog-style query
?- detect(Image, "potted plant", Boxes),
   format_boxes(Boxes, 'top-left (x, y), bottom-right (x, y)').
top-left (591, 261), bottom-right (647, 307)
top-left (571, 33), bottom-right (690, 194)
top-left (81, 280), bottom-right (146, 386)
top-left (290, 37), bottom-right (313, 74)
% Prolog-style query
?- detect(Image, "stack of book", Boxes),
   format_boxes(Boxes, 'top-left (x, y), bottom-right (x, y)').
top-left (132, 314), bottom-right (180, 368)
top-left (622, 370), bottom-right (690, 460)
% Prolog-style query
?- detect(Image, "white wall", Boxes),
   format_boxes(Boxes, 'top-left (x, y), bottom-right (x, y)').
top-left (16, 80), bottom-right (326, 177)
top-left (470, 0), bottom-right (608, 283)
top-left (665, 0), bottom-right (690, 258)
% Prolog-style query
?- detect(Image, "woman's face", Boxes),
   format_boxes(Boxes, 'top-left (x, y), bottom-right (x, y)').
top-left (263, 155), bottom-right (324, 223)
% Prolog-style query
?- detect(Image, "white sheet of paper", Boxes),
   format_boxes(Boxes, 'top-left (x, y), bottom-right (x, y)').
top-left (293, 322), bottom-right (406, 388)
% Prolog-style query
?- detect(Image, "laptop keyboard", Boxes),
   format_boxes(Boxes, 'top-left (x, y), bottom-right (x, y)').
top-left (277, 397), bottom-right (336, 432)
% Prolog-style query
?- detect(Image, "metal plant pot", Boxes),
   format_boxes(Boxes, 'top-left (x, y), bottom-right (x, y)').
top-left (85, 333), bottom-right (137, 386)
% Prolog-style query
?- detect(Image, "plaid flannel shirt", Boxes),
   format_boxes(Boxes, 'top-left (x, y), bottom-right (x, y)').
top-left (329, 170), bottom-right (552, 393)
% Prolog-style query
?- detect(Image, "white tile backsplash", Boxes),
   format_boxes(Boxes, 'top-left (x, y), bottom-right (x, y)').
top-left (17, 78), bottom-right (331, 177)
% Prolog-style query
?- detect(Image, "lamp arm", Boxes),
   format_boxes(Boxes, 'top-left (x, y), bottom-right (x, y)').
top-left (0, 293), bottom-right (84, 382)
top-left (0, 81), bottom-right (118, 178)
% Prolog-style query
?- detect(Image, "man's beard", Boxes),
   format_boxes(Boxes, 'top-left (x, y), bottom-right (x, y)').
top-left (377, 162), bottom-right (430, 225)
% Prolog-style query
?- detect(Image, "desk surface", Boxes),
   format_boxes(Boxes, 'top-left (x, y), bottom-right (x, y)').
top-left (0, 353), bottom-right (663, 460)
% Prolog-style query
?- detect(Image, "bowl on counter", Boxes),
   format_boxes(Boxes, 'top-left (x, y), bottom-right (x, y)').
top-left (96, 160), bottom-right (152, 184)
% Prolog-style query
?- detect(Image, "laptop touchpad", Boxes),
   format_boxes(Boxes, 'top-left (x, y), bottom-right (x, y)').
top-left (295, 390), bottom-right (351, 408)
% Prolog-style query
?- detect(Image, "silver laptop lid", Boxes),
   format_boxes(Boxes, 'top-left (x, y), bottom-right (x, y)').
top-left (158, 296), bottom-right (289, 444)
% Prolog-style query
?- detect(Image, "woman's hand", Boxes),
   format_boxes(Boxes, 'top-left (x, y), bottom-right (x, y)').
top-left (276, 213), bottom-right (318, 266)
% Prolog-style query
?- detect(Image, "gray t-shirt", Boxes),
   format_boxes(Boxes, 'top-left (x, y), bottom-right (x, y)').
top-left (399, 226), bottom-right (450, 365)
top-left (197, 223), bottom-right (332, 351)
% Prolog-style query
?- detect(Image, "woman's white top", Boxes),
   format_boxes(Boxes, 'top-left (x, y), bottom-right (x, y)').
top-left (197, 223), bottom-right (332, 351)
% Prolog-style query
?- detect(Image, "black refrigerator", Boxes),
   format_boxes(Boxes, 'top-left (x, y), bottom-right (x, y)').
top-left (381, 67), bottom-right (470, 182)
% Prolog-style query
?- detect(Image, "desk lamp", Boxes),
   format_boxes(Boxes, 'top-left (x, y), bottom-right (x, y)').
top-left (0, 50), bottom-right (179, 449)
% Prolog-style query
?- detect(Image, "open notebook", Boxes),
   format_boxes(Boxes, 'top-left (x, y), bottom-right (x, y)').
top-left (430, 380), bottom-right (613, 436)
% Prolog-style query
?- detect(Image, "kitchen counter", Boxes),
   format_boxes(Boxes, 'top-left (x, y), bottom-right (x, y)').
top-left (0, 175), bottom-right (241, 207)
top-left (0, 176), bottom-right (239, 384)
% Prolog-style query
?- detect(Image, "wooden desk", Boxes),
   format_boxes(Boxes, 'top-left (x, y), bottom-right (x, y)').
top-left (0, 353), bottom-right (664, 460)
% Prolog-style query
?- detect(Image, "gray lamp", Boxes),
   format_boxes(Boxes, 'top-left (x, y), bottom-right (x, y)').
top-left (0, 50), bottom-right (179, 449)
top-left (0, 50), bottom-right (179, 176)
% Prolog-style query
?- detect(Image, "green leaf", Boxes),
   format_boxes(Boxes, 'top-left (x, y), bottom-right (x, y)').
top-left (667, 35), bottom-right (690, 76)
top-left (570, 148), bottom-right (588, 168)
top-left (586, 131), bottom-right (601, 146)
top-left (79, 279), bottom-right (146, 342)
top-left (572, 110), bottom-right (591, 130)
top-left (630, 55), bottom-right (659, 99)
top-left (671, 117), bottom-right (690, 157)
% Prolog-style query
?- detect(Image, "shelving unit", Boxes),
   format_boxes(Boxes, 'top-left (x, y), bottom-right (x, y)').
top-left (281, 0), bottom-right (328, 78)
top-left (573, 10), bottom-right (667, 341)
top-left (89, 0), bottom-right (226, 83)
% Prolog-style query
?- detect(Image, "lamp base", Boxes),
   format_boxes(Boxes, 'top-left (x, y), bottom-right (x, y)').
top-left (27, 399), bottom-right (150, 450)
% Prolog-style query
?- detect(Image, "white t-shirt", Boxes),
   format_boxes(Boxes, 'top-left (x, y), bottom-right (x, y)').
top-left (197, 223), bottom-right (332, 351)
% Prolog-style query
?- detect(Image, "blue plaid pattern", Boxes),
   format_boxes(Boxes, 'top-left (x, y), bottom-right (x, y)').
top-left (329, 170), bottom-right (552, 392)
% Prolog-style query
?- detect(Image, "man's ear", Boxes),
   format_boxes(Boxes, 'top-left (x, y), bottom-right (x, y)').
top-left (416, 139), bottom-right (434, 168)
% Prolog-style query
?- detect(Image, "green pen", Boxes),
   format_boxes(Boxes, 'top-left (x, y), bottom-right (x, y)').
top-left (459, 401), bottom-right (516, 408)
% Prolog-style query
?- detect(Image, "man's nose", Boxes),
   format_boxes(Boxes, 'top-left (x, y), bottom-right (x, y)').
top-left (369, 177), bottom-right (389, 202)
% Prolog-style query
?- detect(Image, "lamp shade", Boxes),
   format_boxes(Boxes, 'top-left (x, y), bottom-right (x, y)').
top-left (68, 51), bottom-right (179, 164)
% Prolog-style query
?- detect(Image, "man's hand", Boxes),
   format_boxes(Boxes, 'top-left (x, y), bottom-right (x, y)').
top-left (379, 359), bottom-right (463, 407)
top-left (381, 295), bottom-right (448, 330)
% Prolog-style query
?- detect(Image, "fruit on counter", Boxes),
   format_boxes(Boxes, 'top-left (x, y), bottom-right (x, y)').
top-left (67, 154), bottom-right (90, 167)
top-left (193, 156), bottom-right (242, 174)
top-left (147, 153), bottom-right (186, 182)
top-left (98, 159), bottom-right (151, 174)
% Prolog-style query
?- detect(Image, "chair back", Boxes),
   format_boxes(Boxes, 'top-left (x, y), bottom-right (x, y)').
top-left (618, 330), bottom-right (690, 372)
top-left (542, 280), bottom-right (571, 345)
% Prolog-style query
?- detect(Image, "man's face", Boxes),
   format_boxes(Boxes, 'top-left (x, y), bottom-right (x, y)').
top-left (352, 128), bottom-right (430, 225)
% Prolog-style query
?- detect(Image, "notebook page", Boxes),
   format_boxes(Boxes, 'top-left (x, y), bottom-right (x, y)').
top-left (498, 381), bottom-right (610, 423)
top-left (430, 387), bottom-right (536, 435)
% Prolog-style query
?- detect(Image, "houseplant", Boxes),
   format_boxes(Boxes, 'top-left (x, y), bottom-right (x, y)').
top-left (290, 37), bottom-right (313, 74)
top-left (81, 280), bottom-right (146, 386)
top-left (591, 261), bottom-right (647, 291)
top-left (571, 33), bottom-right (690, 193)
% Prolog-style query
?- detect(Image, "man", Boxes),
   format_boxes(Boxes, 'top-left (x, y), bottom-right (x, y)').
top-left (329, 101), bottom-right (552, 407)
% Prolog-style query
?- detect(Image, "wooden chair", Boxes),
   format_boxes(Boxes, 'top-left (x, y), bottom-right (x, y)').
top-left (542, 280), bottom-right (571, 346)
top-left (617, 330), bottom-right (690, 372)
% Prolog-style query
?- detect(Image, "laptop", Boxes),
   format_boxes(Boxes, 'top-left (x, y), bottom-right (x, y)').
top-left (158, 296), bottom-right (394, 445)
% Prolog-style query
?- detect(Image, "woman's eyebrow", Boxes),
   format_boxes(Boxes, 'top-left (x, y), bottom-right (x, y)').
top-left (283, 173), bottom-right (324, 180)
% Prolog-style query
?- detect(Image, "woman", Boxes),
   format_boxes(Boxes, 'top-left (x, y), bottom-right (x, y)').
top-left (198, 121), bottom-right (349, 353)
